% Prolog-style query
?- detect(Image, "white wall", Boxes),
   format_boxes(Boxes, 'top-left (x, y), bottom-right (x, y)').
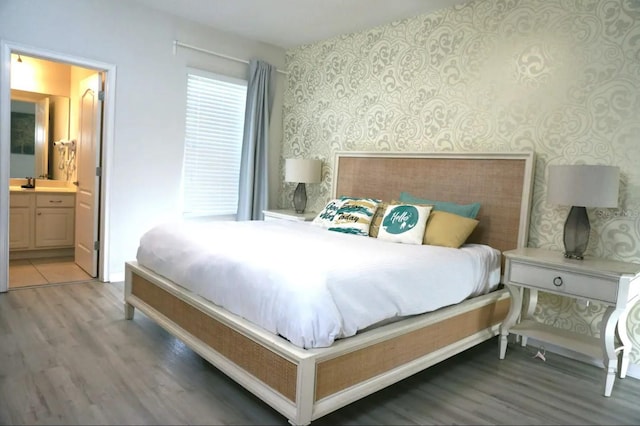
top-left (0, 0), bottom-right (286, 281)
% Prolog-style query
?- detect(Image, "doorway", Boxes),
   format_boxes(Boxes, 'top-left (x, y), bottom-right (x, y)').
top-left (8, 55), bottom-right (99, 289)
top-left (0, 42), bottom-right (115, 293)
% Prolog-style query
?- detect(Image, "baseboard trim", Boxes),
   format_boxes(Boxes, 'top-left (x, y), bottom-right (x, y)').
top-left (524, 337), bottom-right (640, 380)
top-left (108, 271), bottom-right (125, 283)
top-left (10, 248), bottom-right (74, 260)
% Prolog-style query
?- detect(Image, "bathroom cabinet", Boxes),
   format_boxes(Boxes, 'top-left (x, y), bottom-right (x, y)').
top-left (9, 192), bottom-right (75, 251)
top-left (35, 193), bottom-right (75, 247)
top-left (9, 193), bottom-right (31, 249)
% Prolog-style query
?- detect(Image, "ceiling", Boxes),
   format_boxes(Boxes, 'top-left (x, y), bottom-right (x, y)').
top-left (133, 0), bottom-right (470, 49)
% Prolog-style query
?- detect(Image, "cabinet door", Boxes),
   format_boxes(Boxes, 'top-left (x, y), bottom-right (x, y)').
top-left (9, 207), bottom-right (31, 249)
top-left (35, 207), bottom-right (75, 247)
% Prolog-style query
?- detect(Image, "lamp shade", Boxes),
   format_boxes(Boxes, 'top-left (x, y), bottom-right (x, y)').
top-left (285, 159), bottom-right (322, 184)
top-left (547, 165), bottom-right (619, 208)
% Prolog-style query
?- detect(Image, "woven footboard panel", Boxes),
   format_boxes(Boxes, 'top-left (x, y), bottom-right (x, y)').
top-left (131, 273), bottom-right (298, 402)
top-left (315, 297), bottom-right (510, 401)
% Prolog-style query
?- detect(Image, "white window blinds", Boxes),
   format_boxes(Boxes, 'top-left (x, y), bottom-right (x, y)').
top-left (182, 70), bottom-right (247, 216)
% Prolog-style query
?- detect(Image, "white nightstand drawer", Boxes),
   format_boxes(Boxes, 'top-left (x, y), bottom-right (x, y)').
top-left (508, 261), bottom-right (618, 304)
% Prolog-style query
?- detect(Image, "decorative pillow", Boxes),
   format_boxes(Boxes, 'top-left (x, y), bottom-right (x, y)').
top-left (328, 197), bottom-right (380, 236)
top-left (399, 192), bottom-right (481, 219)
top-left (377, 204), bottom-right (432, 245)
top-left (368, 201), bottom-right (389, 238)
top-left (423, 210), bottom-right (479, 248)
top-left (312, 198), bottom-right (345, 228)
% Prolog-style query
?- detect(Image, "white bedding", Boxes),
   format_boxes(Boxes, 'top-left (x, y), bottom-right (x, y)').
top-left (136, 219), bottom-right (501, 349)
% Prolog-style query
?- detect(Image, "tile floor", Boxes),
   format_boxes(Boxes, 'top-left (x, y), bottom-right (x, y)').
top-left (9, 257), bottom-right (93, 288)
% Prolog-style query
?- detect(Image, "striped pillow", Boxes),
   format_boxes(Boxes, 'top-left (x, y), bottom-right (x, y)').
top-left (328, 197), bottom-right (380, 237)
top-left (312, 198), bottom-right (346, 228)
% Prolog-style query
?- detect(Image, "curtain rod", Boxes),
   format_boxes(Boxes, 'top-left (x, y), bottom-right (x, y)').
top-left (173, 40), bottom-right (288, 75)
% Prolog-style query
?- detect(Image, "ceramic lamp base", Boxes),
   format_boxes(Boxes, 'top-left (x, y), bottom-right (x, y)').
top-left (293, 183), bottom-right (307, 213)
top-left (563, 205), bottom-right (590, 260)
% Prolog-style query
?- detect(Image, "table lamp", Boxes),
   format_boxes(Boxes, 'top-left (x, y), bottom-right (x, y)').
top-left (285, 159), bottom-right (322, 213)
top-left (547, 164), bottom-right (619, 260)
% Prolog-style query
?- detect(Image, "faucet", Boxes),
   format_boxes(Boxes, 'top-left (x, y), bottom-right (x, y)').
top-left (22, 177), bottom-right (35, 188)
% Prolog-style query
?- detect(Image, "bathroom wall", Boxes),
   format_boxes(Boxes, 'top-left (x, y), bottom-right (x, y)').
top-left (10, 56), bottom-right (75, 181)
top-left (10, 54), bottom-right (70, 96)
top-left (281, 0), bottom-right (640, 364)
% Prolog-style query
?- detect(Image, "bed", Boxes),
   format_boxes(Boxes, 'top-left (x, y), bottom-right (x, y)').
top-left (124, 151), bottom-right (535, 425)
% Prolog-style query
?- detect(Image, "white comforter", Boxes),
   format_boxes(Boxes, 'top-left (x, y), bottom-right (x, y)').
top-left (136, 219), bottom-right (500, 349)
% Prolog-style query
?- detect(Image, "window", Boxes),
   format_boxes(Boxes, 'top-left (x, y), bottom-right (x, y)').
top-left (182, 69), bottom-right (247, 217)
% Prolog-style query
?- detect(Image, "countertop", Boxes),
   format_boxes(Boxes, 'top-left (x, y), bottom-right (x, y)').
top-left (10, 185), bottom-right (76, 193)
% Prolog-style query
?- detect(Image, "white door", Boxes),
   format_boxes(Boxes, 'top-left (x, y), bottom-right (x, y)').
top-left (75, 73), bottom-right (103, 277)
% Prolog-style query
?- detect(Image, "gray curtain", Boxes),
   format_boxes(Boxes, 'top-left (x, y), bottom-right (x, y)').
top-left (236, 59), bottom-right (276, 221)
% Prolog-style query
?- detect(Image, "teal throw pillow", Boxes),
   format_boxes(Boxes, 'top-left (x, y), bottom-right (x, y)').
top-left (398, 192), bottom-right (481, 219)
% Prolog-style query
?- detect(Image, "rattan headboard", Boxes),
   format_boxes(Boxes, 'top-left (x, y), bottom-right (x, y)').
top-left (333, 152), bottom-right (535, 255)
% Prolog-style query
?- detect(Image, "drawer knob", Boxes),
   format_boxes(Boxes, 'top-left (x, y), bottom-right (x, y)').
top-left (553, 276), bottom-right (563, 287)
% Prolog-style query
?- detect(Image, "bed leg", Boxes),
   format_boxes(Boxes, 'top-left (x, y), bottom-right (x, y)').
top-left (124, 301), bottom-right (135, 320)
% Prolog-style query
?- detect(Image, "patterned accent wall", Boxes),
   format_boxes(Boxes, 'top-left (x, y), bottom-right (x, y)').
top-left (281, 0), bottom-right (640, 364)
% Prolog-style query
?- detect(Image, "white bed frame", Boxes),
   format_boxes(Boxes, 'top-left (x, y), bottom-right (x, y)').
top-left (124, 152), bottom-right (535, 425)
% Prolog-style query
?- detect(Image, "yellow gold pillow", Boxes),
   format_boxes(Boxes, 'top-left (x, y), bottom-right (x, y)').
top-left (368, 202), bottom-right (389, 238)
top-left (423, 210), bottom-right (479, 248)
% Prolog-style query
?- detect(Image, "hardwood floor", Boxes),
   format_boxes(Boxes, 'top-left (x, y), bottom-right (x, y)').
top-left (1, 281), bottom-right (639, 425)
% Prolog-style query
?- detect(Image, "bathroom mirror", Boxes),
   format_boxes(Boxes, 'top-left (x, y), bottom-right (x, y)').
top-left (10, 89), bottom-right (70, 180)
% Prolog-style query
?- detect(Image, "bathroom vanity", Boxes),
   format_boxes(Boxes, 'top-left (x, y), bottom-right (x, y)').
top-left (9, 180), bottom-right (76, 257)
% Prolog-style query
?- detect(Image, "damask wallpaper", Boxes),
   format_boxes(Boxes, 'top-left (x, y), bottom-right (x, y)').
top-left (281, 0), bottom-right (640, 365)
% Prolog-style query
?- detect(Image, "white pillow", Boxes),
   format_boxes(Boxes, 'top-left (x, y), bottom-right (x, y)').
top-left (328, 197), bottom-right (380, 237)
top-left (312, 198), bottom-right (345, 228)
top-left (377, 204), bottom-right (432, 245)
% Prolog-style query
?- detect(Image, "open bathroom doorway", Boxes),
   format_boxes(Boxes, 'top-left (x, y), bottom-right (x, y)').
top-left (0, 42), bottom-right (116, 292)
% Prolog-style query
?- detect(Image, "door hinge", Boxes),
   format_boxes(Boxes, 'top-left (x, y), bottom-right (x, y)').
top-left (94, 241), bottom-right (100, 250)
top-left (98, 91), bottom-right (105, 101)
top-left (96, 166), bottom-right (102, 177)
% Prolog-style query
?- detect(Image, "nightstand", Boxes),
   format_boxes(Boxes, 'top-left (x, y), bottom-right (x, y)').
top-left (262, 209), bottom-right (316, 222)
top-left (499, 247), bottom-right (640, 397)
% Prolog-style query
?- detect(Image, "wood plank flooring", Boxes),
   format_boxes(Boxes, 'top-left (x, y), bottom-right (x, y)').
top-left (1, 281), bottom-right (639, 425)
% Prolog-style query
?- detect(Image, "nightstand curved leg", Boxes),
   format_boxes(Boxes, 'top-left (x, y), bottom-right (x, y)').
top-left (601, 306), bottom-right (622, 397)
top-left (500, 284), bottom-right (522, 359)
top-left (520, 288), bottom-right (538, 347)
top-left (616, 299), bottom-right (637, 379)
